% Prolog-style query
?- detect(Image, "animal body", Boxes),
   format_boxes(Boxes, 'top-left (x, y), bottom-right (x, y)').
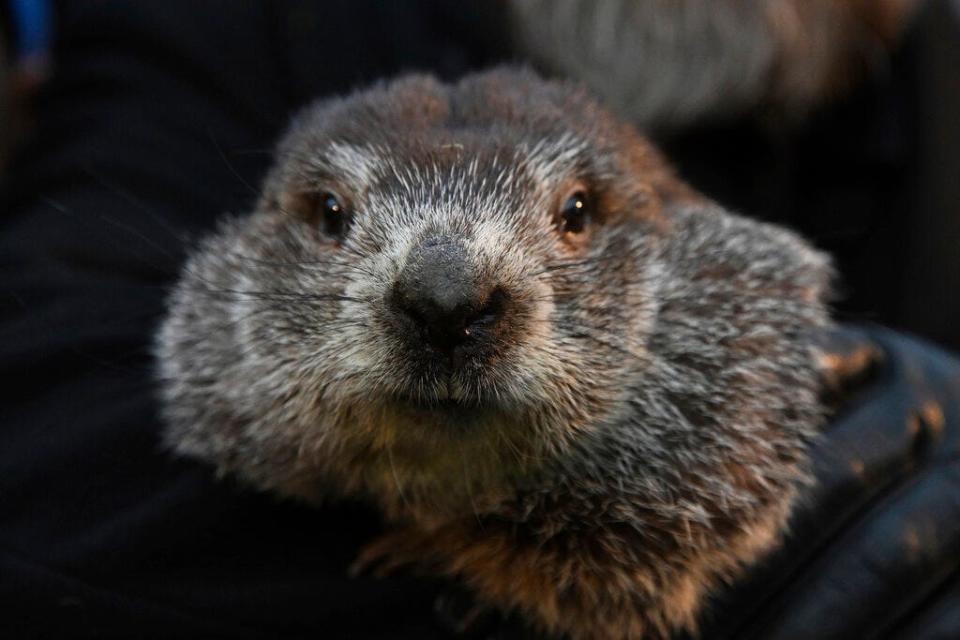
top-left (157, 68), bottom-right (831, 639)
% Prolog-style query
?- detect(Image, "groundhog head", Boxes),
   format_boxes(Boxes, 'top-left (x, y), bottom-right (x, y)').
top-left (157, 68), bottom-right (831, 638)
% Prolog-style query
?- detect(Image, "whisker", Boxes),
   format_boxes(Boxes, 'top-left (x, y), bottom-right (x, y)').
top-left (41, 196), bottom-right (181, 271)
top-left (459, 440), bottom-right (483, 528)
top-left (177, 284), bottom-right (372, 304)
top-left (531, 257), bottom-right (608, 277)
top-left (230, 253), bottom-right (378, 278)
top-left (83, 168), bottom-right (195, 246)
top-left (208, 129), bottom-right (261, 199)
top-left (386, 441), bottom-right (410, 510)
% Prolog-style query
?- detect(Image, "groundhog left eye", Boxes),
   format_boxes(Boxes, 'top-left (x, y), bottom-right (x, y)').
top-left (559, 191), bottom-right (590, 235)
top-left (318, 192), bottom-right (349, 237)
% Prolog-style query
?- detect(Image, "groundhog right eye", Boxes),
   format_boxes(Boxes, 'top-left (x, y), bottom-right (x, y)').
top-left (559, 191), bottom-right (590, 235)
top-left (317, 192), bottom-right (349, 237)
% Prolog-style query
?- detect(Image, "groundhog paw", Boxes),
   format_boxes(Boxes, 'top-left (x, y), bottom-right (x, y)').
top-left (349, 529), bottom-right (432, 578)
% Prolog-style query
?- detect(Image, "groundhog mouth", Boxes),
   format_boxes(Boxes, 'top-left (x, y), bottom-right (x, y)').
top-left (382, 388), bottom-right (511, 431)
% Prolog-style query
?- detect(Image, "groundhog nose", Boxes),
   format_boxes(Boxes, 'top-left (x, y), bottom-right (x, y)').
top-left (393, 236), bottom-right (506, 355)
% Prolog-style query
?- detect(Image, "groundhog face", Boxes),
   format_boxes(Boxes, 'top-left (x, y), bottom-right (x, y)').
top-left (158, 68), bottom-right (828, 529)
top-left (158, 69), bottom-right (688, 512)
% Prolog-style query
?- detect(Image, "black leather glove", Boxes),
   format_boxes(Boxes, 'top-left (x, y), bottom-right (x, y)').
top-left (699, 325), bottom-right (960, 639)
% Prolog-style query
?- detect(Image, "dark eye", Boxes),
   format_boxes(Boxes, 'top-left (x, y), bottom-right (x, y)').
top-left (318, 192), bottom-right (349, 237)
top-left (559, 191), bottom-right (590, 235)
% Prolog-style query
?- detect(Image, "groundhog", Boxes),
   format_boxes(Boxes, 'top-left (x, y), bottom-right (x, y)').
top-left (156, 68), bottom-right (832, 639)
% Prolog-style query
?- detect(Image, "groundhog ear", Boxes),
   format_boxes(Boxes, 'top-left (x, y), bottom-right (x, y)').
top-left (615, 124), bottom-right (704, 214)
top-left (375, 74), bottom-right (451, 126)
top-left (453, 66), bottom-right (587, 126)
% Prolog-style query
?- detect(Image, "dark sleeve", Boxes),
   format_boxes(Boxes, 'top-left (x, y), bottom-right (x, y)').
top-left (0, 1), bottom-right (503, 638)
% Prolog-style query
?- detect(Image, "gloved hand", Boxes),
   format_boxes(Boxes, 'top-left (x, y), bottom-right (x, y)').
top-left (699, 325), bottom-right (960, 639)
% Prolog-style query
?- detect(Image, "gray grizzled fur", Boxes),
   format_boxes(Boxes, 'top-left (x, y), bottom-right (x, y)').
top-left (156, 68), bottom-right (832, 639)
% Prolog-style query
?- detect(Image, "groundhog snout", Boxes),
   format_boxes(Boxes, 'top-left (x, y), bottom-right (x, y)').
top-left (390, 235), bottom-right (510, 360)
